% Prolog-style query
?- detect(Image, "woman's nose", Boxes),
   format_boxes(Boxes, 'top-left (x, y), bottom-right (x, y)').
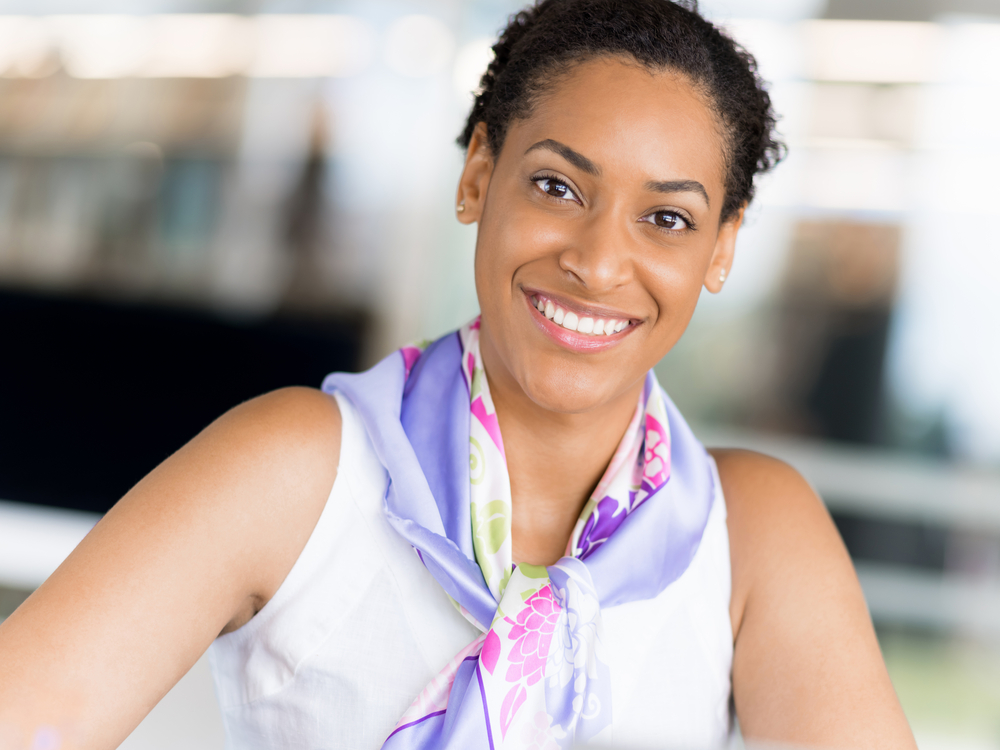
top-left (557, 210), bottom-right (634, 292)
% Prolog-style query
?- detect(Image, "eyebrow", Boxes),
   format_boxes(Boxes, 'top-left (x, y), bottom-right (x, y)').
top-left (525, 139), bottom-right (710, 208)
top-left (524, 139), bottom-right (601, 176)
top-left (645, 179), bottom-right (710, 207)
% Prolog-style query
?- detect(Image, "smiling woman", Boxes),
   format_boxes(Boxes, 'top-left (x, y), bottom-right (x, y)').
top-left (0, 1), bottom-right (917, 749)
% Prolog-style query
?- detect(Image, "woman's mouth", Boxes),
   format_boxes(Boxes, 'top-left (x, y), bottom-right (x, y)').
top-left (523, 290), bottom-right (640, 352)
top-left (529, 293), bottom-right (635, 336)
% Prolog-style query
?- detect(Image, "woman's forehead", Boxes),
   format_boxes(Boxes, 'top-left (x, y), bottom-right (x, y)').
top-left (505, 58), bottom-right (727, 196)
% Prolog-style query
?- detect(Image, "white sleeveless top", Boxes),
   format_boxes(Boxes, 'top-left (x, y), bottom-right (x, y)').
top-left (208, 391), bottom-right (734, 749)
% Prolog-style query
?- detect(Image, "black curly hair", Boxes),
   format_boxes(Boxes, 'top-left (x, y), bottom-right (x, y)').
top-left (458, 0), bottom-right (785, 222)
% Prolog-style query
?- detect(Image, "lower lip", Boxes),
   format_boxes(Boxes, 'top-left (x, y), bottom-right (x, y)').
top-left (525, 294), bottom-right (636, 353)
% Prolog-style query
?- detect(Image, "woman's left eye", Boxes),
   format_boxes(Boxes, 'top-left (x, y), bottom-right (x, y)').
top-left (641, 211), bottom-right (690, 231)
top-left (533, 177), bottom-right (579, 203)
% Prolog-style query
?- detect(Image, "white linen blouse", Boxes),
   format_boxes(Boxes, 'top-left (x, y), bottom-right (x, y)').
top-left (208, 391), bottom-right (734, 749)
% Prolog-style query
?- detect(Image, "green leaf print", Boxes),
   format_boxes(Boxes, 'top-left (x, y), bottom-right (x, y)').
top-left (472, 500), bottom-right (510, 554)
top-left (471, 499), bottom-right (510, 583)
top-left (471, 366), bottom-right (485, 400)
top-left (499, 565), bottom-right (511, 595)
top-left (517, 563), bottom-right (549, 579)
top-left (469, 436), bottom-right (486, 486)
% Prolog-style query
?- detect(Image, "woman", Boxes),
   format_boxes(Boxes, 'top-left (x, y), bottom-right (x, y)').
top-left (0, 1), bottom-right (916, 748)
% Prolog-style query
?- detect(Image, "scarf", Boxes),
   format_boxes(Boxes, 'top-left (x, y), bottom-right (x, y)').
top-left (322, 319), bottom-right (715, 749)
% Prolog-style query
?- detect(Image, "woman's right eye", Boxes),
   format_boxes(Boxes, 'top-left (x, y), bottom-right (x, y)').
top-left (533, 177), bottom-right (579, 203)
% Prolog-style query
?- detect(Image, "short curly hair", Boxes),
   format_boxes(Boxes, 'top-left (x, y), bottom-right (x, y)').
top-left (458, 0), bottom-right (785, 221)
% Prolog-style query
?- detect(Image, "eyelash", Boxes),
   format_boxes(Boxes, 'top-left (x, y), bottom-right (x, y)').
top-left (530, 173), bottom-right (696, 233)
top-left (639, 210), bottom-right (696, 233)
top-left (531, 173), bottom-right (580, 204)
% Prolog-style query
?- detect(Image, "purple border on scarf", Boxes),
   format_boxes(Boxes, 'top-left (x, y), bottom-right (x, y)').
top-left (385, 711), bottom-right (448, 741)
top-left (476, 662), bottom-right (495, 750)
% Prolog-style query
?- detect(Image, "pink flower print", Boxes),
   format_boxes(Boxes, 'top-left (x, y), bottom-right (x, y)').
top-left (501, 684), bottom-right (527, 738)
top-left (481, 629), bottom-right (501, 675)
top-left (504, 585), bottom-right (561, 687)
top-left (642, 415), bottom-right (670, 489)
top-left (400, 346), bottom-right (423, 380)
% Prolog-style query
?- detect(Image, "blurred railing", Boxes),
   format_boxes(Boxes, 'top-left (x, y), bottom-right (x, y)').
top-left (700, 427), bottom-right (1000, 637)
top-left (0, 498), bottom-right (98, 591)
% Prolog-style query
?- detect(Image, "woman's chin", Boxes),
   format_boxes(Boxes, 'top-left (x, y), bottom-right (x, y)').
top-left (516, 364), bottom-right (637, 416)
top-left (481, 314), bottom-right (649, 415)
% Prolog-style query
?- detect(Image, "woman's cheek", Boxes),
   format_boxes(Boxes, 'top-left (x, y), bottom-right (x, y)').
top-left (496, 192), bottom-right (569, 261)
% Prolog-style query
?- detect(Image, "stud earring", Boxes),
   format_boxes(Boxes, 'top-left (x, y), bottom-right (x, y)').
top-left (719, 269), bottom-right (727, 284)
top-left (456, 201), bottom-right (466, 213)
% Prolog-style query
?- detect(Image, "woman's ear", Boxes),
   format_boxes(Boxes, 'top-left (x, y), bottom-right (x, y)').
top-left (455, 122), bottom-right (494, 225)
top-left (704, 204), bottom-right (745, 294)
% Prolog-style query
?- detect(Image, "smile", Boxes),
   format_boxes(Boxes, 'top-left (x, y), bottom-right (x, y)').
top-left (523, 290), bottom-right (639, 353)
top-left (529, 293), bottom-right (634, 336)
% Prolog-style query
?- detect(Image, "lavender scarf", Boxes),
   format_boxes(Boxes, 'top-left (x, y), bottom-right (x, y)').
top-left (322, 324), bottom-right (715, 748)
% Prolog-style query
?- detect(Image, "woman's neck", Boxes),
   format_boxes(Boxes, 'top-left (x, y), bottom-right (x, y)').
top-left (480, 338), bottom-right (645, 566)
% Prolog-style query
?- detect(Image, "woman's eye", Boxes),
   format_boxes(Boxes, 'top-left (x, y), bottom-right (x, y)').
top-left (534, 177), bottom-right (578, 202)
top-left (643, 211), bottom-right (689, 231)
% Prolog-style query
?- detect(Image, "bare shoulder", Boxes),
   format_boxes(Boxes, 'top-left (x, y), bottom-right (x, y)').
top-left (708, 448), bottom-right (834, 636)
top-left (187, 385), bottom-right (344, 579)
top-left (187, 386), bottom-right (344, 621)
top-left (708, 448), bottom-right (916, 748)
top-left (214, 385), bottom-right (341, 444)
top-left (0, 387), bottom-right (343, 748)
top-left (202, 385), bottom-right (343, 478)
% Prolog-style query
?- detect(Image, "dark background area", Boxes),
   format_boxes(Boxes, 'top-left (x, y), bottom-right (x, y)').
top-left (0, 287), bottom-right (365, 513)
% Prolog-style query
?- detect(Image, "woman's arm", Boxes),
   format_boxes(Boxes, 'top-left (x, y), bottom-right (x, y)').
top-left (715, 448), bottom-right (916, 748)
top-left (0, 387), bottom-right (341, 750)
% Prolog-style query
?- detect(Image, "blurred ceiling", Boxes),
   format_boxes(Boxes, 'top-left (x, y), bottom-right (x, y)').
top-left (1, 0), bottom-right (998, 21)
top-left (825, 0), bottom-right (1000, 20)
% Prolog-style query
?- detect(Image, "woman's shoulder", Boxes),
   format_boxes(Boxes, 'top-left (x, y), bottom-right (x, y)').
top-left (709, 448), bottom-right (829, 544)
top-left (102, 384), bottom-right (347, 634)
top-left (708, 448), bottom-right (913, 746)
top-left (203, 386), bottom-right (344, 626)
top-left (708, 448), bottom-right (837, 636)
top-left (226, 385), bottom-right (343, 448)
top-left (209, 386), bottom-right (345, 558)
top-left (0, 387), bottom-right (347, 737)
top-left (207, 386), bottom-right (344, 501)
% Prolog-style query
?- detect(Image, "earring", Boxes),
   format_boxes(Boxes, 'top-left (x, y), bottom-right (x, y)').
top-left (456, 201), bottom-right (466, 213)
top-left (719, 269), bottom-right (727, 283)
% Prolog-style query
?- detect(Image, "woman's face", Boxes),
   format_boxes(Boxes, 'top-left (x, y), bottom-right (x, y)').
top-left (458, 56), bottom-right (743, 414)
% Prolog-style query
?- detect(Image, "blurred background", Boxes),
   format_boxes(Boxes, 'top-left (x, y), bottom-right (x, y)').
top-left (0, 0), bottom-right (998, 747)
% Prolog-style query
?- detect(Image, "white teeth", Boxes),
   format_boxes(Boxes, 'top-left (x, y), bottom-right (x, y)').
top-left (535, 295), bottom-right (632, 336)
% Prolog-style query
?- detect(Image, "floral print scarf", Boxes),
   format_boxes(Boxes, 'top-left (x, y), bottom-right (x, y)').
top-left (322, 318), bottom-right (715, 749)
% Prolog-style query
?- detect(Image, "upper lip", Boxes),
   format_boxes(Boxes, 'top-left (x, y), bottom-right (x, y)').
top-left (522, 286), bottom-right (642, 323)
